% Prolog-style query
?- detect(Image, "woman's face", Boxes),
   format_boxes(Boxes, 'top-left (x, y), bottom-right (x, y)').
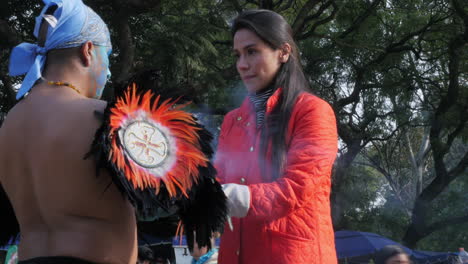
top-left (233, 28), bottom-right (283, 93)
top-left (385, 253), bottom-right (410, 264)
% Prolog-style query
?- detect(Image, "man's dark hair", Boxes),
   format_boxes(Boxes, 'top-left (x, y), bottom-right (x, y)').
top-left (0, 250), bottom-right (7, 264)
top-left (374, 245), bottom-right (409, 264)
top-left (138, 246), bottom-right (154, 262)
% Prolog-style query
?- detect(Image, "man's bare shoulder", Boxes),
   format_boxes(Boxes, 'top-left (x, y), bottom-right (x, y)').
top-left (3, 93), bottom-right (108, 155)
top-left (66, 97), bottom-right (108, 118)
top-left (80, 97), bottom-right (108, 109)
top-left (52, 98), bottom-right (108, 148)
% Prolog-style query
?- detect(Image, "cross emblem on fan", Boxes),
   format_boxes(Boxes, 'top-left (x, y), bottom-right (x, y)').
top-left (122, 121), bottom-right (169, 168)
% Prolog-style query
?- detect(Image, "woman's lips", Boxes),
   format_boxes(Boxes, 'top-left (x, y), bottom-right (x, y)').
top-left (243, 75), bottom-right (256, 81)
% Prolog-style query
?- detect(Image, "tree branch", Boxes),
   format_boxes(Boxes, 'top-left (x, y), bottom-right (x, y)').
top-left (308, 33), bottom-right (385, 52)
top-left (448, 150), bottom-right (468, 180)
top-left (452, 0), bottom-right (468, 29)
top-left (291, 0), bottom-right (321, 36)
top-left (0, 19), bottom-right (21, 48)
top-left (364, 125), bottom-right (400, 143)
top-left (303, 1), bottom-right (332, 25)
top-left (429, 16), bottom-right (467, 161)
top-left (228, 0), bottom-right (243, 13)
top-left (260, 0), bottom-right (275, 9)
top-left (405, 64), bottom-right (467, 247)
top-left (0, 74), bottom-right (17, 112)
top-left (446, 110), bottom-right (468, 153)
top-left (339, 0), bottom-right (383, 39)
top-left (332, 137), bottom-right (364, 227)
top-left (114, 13), bottom-right (134, 85)
top-left (416, 128), bottom-right (431, 163)
top-left (121, 0), bottom-right (161, 15)
top-left (273, 0), bottom-right (284, 8)
top-left (426, 214), bottom-right (468, 236)
top-left (357, 156), bottom-right (412, 214)
top-left (299, 1), bottom-right (338, 40)
top-left (335, 68), bottom-right (364, 108)
top-left (335, 17), bottom-right (443, 110)
top-left (86, 0), bottom-right (161, 17)
top-left (406, 132), bottom-right (418, 175)
top-left (246, 0), bottom-right (259, 6)
top-left (213, 40), bottom-right (232, 46)
top-left (277, 0), bottom-right (294, 12)
top-left (102, 4), bottom-right (135, 100)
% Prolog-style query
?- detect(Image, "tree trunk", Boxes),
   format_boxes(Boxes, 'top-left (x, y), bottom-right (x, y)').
top-left (405, 129), bottom-right (430, 195)
top-left (402, 1), bottom-right (468, 245)
top-left (331, 139), bottom-right (362, 229)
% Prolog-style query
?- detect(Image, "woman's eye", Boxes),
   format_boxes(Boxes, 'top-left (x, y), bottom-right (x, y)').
top-left (247, 49), bottom-right (256, 55)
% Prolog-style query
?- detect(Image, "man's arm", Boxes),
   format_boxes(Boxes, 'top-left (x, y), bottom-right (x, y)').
top-left (0, 183), bottom-right (19, 246)
top-left (0, 124), bottom-right (19, 246)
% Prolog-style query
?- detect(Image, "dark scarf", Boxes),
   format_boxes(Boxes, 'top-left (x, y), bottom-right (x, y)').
top-left (248, 87), bottom-right (274, 127)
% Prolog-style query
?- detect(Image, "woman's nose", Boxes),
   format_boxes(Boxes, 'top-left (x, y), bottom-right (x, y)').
top-left (237, 56), bottom-right (249, 71)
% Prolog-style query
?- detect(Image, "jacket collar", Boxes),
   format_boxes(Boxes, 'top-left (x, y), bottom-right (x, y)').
top-left (240, 87), bottom-right (282, 115)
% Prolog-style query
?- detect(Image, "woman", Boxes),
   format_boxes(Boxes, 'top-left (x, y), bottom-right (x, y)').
top-left (214, 9), bottom-right (338, 264)
top-left (374, 245), bottom-right (411, 264)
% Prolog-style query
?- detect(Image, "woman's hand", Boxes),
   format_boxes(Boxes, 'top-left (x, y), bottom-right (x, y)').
top-left (222, 183), bottom-right (250, 218)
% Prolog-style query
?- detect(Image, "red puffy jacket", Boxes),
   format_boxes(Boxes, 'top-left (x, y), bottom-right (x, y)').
top-left (215, 90), bottom-right (338, 264)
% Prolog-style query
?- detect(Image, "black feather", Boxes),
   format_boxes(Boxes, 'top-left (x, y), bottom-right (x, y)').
top-left (176, 124), bottom-right (227, 251)
top-left (177, 163), bottom-right (227, 251)
top-left (86, 71), bottom-right (228, 252)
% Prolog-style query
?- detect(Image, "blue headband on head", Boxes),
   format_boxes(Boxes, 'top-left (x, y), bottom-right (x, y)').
top-left (8, 0), bottom-right (111, 100)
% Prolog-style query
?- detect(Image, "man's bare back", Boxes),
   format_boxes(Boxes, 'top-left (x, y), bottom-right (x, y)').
top-left (0, 85), bottom-right (137, 264)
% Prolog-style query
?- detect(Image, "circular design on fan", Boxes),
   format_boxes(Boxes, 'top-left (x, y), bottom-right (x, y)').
top-left (122, 121), bottom-right (169, 168)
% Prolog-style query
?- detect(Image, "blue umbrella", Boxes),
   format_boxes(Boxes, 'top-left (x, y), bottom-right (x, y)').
top-left (335, 230), bottom-right (412, 259)
top-left (412, 250), bottom-right (459, 264)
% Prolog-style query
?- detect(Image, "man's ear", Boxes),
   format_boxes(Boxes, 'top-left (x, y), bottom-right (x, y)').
top-left (80, 41), bottom-right (95, 67)
top-left (279, 43), bottom-right (291, 63)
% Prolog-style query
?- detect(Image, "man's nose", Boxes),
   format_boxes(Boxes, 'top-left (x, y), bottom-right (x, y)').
top-left (107, 68), bottom-right (112, 81)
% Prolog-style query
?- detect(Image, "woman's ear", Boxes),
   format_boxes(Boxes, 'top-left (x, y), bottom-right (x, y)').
top-left (80, 41), bottom-right (95, 67)
top-left (279, 43), bottom-right (291, 63)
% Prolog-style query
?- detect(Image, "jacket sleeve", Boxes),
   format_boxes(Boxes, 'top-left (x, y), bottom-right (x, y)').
top-left (247, 96), bottom-right (338, 220)
top-left (214, 111), bottom-right (236, 184)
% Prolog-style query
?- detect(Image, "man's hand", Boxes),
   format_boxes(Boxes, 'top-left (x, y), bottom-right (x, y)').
top-left (191, 235), bottom-right (216, 260)
top-left (191, 240), bottom-right (209, 260)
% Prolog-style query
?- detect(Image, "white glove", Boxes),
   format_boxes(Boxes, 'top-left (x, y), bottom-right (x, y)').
top-left (222, 183), bottom-right (251, 218)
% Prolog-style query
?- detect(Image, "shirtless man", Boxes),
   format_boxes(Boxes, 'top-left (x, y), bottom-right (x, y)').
top-left (0, 1), bottom-right (137, 263)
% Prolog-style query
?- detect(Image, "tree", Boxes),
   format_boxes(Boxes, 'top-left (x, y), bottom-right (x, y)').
top-left (0, 1), bottom-right (41, 123)
top-left (0, 0), bottom-right (466, 250)
top-left (401, 0), bottom-right (468, 247)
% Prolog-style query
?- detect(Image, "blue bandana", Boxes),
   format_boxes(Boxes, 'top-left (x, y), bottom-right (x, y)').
top-left (8, 0), bottom-right (111, 100)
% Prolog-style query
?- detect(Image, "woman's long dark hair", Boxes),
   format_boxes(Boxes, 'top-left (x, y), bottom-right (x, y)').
top-left (231, 9), bottom-right (311, 181)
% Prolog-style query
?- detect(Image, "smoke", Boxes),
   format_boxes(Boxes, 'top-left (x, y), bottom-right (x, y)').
top-left (192, 80), bottom-right (247, 154)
